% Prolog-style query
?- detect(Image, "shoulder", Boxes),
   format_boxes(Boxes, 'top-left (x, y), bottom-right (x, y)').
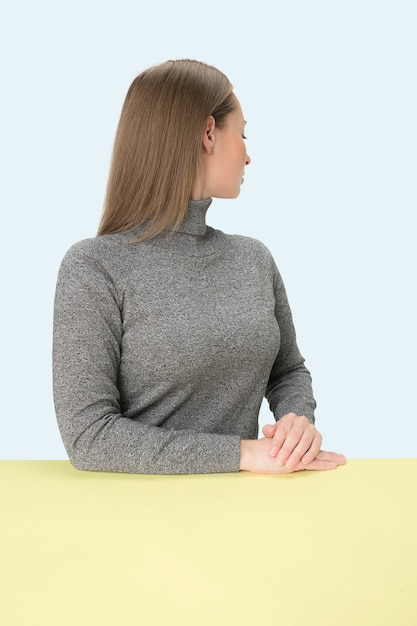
top-left (55, 235), bottom-right (133, 307)
top-left (216, 230), bottom-right (286, 292)
top-left (56, 234), bottom-right (136, 297)
top-left (61, 233), bottom-right (126, 260)
top-left (216, 229), bottom-right (276, 266)
top-left (59, 232), bottom-right (138, 273)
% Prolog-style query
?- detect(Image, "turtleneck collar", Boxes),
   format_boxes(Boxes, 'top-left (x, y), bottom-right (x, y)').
top-left (175, 198), bottom-right (212, 236)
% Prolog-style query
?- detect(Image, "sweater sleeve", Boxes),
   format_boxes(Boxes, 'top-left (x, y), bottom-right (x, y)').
top-left (265, 261), bottom-right (317, 423)
top-left (52, 246), bottom-right (241, 475)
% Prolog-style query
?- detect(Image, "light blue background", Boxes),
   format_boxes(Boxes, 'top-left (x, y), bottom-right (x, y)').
top-left (1, 1), bottom-right (416, 459)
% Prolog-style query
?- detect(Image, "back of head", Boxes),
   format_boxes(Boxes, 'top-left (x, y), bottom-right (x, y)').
top-left (98, 59), bottom-right (235, 240)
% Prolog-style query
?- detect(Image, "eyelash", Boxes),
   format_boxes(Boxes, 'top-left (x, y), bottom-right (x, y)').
top-left (242, 135), bottom-right (247, 140)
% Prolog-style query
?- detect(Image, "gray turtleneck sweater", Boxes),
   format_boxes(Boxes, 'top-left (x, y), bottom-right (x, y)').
top-left (53, 199), bottom-right (316, 474)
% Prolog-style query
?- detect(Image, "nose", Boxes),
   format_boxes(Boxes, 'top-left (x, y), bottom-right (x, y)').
top-left (245, 153), bottom-right (251, 165)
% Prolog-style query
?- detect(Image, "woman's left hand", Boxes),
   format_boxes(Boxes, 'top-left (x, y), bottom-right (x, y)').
top-left (262, 412), bottom-right (323, 469)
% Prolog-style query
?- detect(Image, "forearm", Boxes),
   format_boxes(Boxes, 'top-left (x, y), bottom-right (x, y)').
top-left (55, 403), bottom-right (241, 475)
top-left (266, 363), bottom-right (316, 423)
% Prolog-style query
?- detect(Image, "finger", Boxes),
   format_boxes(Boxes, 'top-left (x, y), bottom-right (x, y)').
top-left (300, 432), bottom-right (323, 465)
top-left (268, 420), bottom-right (292, 458)
top-left (285, 429), bottom-right (320, 469)
top-left (275, 425), bottom-right (307, 466)
top-left (287, 451), bottom-right (346, 472)
top-left (267, 413), bottom-right (299, 457)
top-left (262, 423), bottom-right (277, 438)
top-left (304, 458), bottom-right (338, 471)
top-left (304, 451), bottom-right (346, 470)
top-left (316, 450), bottom-right (347, 465)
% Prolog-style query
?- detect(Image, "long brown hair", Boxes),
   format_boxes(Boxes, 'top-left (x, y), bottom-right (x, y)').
top-left (98, 59), bottom-right (235, 240)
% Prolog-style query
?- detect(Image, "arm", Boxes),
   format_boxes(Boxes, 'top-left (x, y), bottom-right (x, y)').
top-left (264, 262), bottom-right (323, 467)
top-left (265, 262), bottom-right (316, 422)
top-left (53, 246), bottom-right (241, 475)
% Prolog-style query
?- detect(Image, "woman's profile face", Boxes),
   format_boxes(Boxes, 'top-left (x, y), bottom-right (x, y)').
top-left (209, 96), bottom-right (251, 199)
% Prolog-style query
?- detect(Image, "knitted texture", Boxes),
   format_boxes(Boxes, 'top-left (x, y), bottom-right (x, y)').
top-left (53, 199), bottom-right (315, 474)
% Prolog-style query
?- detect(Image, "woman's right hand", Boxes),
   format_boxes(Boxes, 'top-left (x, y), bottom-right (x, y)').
top-left (239, 438), bottom-right (346, 474)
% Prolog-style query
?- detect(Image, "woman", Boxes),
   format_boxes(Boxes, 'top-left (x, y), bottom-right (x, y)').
top-left (53, 59), bottom-right (345, 474)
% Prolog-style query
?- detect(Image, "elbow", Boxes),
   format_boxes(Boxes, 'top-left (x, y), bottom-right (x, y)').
top-left (66, 444), bottom-right (94, 472)
top-left (68, 451), bottom-right (91, 472)
top-left (60, 430), bottom-right (100, 472)
top-left (57, 415), bottom-right (114, 473)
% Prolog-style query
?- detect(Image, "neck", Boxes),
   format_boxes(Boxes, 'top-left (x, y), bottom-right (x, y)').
top-left (174, 198), bottom-right (212, 236)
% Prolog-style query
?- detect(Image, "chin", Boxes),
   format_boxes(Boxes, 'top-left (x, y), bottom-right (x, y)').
top-left (212, 183), bottom-right (242, 199)
top-left (213, 191), bottom-right (241, 200)
top-left (228, 186), bottom-right (242, 199)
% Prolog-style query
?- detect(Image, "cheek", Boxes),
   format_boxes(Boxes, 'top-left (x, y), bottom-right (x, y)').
top-left (239, 140), bottom-right (247, 162)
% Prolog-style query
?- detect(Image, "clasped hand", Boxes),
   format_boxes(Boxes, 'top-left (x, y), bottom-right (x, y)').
top-left (239, 412), bottom-right (346, 474)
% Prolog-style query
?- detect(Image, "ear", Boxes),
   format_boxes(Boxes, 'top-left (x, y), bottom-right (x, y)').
top-left (202, 116), bottom-right (216, 154)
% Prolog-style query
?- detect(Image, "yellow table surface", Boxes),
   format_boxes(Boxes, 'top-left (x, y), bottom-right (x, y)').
top-left (1, 459), bottom-right (416, 626)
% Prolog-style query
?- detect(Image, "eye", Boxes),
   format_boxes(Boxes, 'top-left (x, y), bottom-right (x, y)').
top-left (242, 135), bottom-right (247, 140)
